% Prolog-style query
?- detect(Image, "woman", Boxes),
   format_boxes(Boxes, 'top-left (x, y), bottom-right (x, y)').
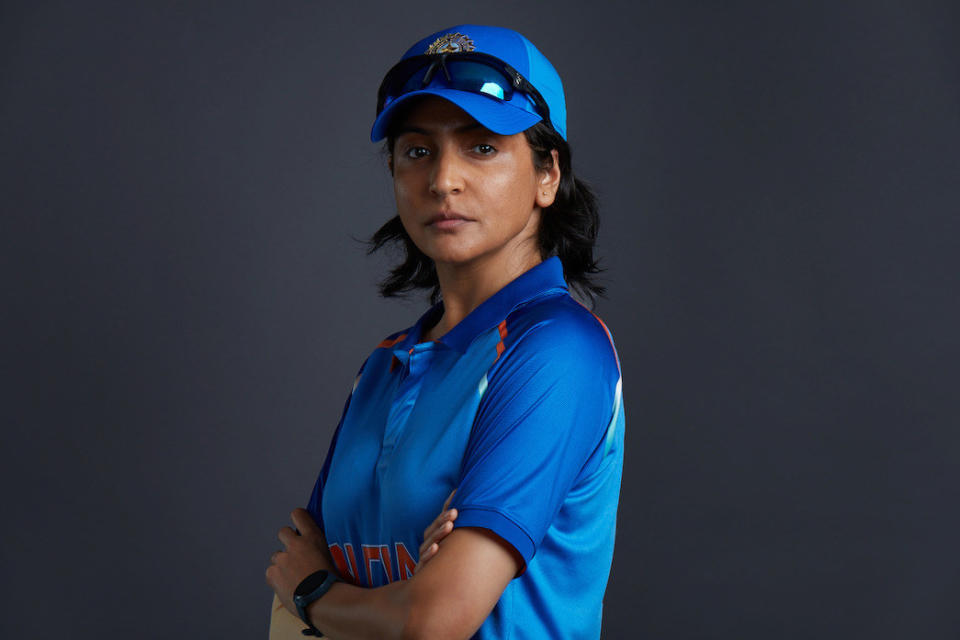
top-left (266, 24), bottom-right (625, 639)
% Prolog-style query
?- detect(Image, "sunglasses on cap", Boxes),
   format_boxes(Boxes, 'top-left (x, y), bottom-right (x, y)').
top-left (376, 51), bottom-right (552, 126)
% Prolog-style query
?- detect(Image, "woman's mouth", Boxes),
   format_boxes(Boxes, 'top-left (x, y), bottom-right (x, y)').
top-left (428, 213), bottom-right (473, 230)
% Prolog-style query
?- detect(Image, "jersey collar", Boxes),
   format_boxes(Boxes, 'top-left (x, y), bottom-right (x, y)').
top-left (411, 255), bottom-right (569, 353)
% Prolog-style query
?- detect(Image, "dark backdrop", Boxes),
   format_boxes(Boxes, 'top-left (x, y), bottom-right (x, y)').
top-left (3, 1), bottom-right (958, 638)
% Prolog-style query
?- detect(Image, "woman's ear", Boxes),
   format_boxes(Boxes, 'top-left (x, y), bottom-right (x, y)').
top-left (535, 149), bottom-right (561, 209)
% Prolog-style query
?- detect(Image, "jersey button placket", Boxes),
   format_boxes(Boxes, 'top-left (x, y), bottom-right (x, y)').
top-left (378, 343), bottom-right (436, 476)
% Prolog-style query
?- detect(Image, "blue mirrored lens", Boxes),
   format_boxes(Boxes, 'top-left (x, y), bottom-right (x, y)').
top-left (478, 82), bottom-right (505, 99)
top-left (393, 60), bottom-right (514, 102)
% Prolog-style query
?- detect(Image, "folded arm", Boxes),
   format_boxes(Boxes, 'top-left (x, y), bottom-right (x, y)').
top-left (267, 507), bottom-right (521, 640)
top-left (309, 526), bottom-right (520, 640)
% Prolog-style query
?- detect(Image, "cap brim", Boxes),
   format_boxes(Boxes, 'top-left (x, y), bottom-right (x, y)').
top-left (370, 88), bottom-right (542, 142)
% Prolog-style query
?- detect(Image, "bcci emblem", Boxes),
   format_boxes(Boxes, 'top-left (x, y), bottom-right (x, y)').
top-left (425, 33), bottom-right (476, 54)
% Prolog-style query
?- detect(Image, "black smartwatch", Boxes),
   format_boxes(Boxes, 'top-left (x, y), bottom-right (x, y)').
top-left (293, 569), bottom-right (341, 637)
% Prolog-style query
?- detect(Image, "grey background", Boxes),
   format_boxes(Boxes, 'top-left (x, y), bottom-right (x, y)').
top-left (3, 1), bottom-right (959, 638)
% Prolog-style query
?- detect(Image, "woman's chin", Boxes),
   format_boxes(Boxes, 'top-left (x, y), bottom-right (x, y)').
top-left (420, 242), bottom-right (484, 267)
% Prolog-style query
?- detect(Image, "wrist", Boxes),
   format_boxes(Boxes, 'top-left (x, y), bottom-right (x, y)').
top-left (294, 569), bottom-right (341, 636)
top-left (305, 581), bottom-right (342, 625)
top-left (304, 577), bottom-right (413, 640)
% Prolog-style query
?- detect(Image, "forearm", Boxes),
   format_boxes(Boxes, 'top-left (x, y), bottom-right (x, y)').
top-left (269, 506), bottom-right (488, 639)
top-left (304, 578), bottom-right (413, 640)
top-left (297, 527), bottom-right (516, 640)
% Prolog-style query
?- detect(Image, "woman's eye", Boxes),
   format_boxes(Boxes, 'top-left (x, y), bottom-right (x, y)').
top-left (405, 146), bottom-right (430, 159)
top-left (473, 143), bottom-right (496, 155)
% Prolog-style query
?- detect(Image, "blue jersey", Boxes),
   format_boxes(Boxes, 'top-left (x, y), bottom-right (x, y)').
top-left (308, 256), bottom-right (625, 639)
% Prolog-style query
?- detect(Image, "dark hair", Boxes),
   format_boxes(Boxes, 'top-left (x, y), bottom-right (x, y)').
top-left (364, 119), bottom-right (606, 309)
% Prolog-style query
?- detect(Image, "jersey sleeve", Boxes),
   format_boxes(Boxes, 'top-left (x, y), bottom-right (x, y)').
top-left (449, 313), bottom-right (622, 575)
top-left (306, 357), bottom-right (368, 530)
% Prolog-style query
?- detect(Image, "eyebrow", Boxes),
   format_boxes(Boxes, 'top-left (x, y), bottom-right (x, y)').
top-left (393, 122), bottom-right (488, 137)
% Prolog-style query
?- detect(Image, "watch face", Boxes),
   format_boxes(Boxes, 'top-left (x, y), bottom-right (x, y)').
top-left (294, 570), bottom-right (330, 597)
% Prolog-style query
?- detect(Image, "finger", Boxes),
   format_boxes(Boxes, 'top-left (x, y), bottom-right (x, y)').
top-left (419, 518), bottom-right (447, 555)
top-left (265, 563), bottom-right (278, 588)
top-left (415, 543), bottom-right (438, 573)
top-left (423, 505), bottom-right (458, 540)
top-left (421, 543), bottom-right (437, 564)
top-left (420, 519), bottom-right (454, 557)
top-left (421, 510), bottom-right (448, 541)
top-left (431, 519), bottom-right (454, 544)
top-left (290, 508), bottom-right (321, 538)
top-left (278, 526), bottom-right (299, 547)
top-left (442, 488), bottom-right (457, 511)
top-left (269, 549), bottom-right (285, 565)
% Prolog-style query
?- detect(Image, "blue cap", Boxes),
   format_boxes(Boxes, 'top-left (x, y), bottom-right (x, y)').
top-left (370, 24), bottom-right (567, 142)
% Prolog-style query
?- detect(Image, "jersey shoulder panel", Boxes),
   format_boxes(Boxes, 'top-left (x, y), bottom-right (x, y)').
top-left (498, 292), bottom-right (622, 380)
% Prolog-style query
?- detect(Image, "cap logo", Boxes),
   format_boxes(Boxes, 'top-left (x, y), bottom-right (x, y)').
top-left (425, 33), bottom-right (475, 54)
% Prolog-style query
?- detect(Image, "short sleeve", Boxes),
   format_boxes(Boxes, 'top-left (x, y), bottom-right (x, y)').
top-left (449, 312), bottom-right (622, 575)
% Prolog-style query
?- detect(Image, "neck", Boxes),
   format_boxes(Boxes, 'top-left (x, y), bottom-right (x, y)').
top-left (426, 247), bottom-right (543, 341)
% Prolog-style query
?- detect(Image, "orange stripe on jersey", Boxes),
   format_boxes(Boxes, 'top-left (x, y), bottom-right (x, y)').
top-left (492, 319), bottom-right (509, 364)
top-left (377, 333), bottom-right (408, 349)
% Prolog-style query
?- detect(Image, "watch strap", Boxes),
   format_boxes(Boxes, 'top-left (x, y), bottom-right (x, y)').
top-left (293, 570), bottom-right (340, 637)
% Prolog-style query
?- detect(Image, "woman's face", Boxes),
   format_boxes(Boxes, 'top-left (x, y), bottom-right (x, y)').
top-left (390, 96), bottom-right (558, 271)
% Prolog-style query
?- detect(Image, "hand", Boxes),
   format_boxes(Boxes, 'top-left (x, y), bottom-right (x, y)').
top-left (265, 508), bottom-right (336, 615)
top-left (415, 489), bottom-right (458, 574)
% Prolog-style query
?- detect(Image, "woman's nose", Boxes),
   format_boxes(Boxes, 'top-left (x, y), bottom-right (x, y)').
top-left (429, 148), bottom-right (466, 197)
